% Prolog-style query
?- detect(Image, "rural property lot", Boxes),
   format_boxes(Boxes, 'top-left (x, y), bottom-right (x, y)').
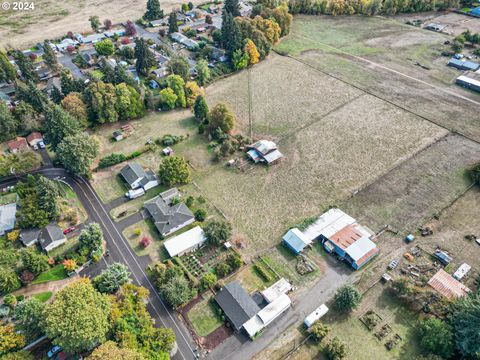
top-left (90, 110), bottom-right (212, 202)
top-left (0, 0), bottom-right (204, 49)
top-left (205, 53), bottom-right (447, 254)
top-left (275, 15), bottom-right (480, 142)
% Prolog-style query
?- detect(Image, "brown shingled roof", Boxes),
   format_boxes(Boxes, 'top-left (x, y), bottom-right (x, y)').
top-left (7, 137), bottom-right (28, 152)
top-left (428, 269), bottom-right (470, 299)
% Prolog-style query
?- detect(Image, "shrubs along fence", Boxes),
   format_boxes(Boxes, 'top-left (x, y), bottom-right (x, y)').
top-left (97, 145), bottom-right (153, 169)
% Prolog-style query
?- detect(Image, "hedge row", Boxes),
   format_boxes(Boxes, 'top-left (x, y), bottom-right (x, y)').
top-left (254, 262), bottom-right (273, 282)
top-left (97, 145), bottom-right (153, 169)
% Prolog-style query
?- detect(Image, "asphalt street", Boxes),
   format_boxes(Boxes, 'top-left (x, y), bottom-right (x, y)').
top-left (0, 167), bottom-right (198, 360)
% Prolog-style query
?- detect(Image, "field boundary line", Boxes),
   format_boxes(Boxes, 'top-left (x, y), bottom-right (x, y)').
top-left (278, 92), bottom-right (366, 144)
top-left (274, 51), bottom-right (480, 147)
top-left (247, 67), bottom-right (254, 139)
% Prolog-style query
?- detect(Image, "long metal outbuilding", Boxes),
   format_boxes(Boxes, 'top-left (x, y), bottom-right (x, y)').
top-left (456, 75), bottom-right (480, 93)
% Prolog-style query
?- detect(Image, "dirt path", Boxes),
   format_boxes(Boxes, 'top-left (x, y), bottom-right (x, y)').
top-left (11, 277), bottom-right (76, 299)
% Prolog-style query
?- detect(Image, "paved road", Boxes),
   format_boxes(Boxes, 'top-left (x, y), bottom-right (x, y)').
top-left (0, 168), bottom-right (198, 360)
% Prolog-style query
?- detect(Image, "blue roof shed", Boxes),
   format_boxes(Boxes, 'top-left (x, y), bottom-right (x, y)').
top-left (283, 228), bottom-right (311, 255)
top-left (470, 7), bottom-right (480, 17)
top-left (447, 58), bottom-right (480, 71)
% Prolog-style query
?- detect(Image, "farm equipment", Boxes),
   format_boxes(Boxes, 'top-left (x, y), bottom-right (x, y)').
top-left (420, 227), bottom-right (433, 236)
top-left (404, 253), bottom-right (414, 262)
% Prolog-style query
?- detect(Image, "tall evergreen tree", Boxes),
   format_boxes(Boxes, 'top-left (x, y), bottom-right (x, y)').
top-left (221, 12), bottom-right (243, 58)
top-left (0, 50), bottom-right (16, 83)
top-left (193, 95), bottom-right (208, 122)
top-left (0, 102), bottom-right (20, 142)
top-left (168, 12), bottom-right (179, 34)
top-left (60, 69), bottom-right (85, 95)
top-left (15, 81), bottom-right (47, 113)
top-left (43, 105), bottom-right (80, 151)
top-left (144, 0), bottom-right (164, 20)
top-left (43, 40), bottom-right (59, 71)
top-left (134, 38), bottom-right (156, 76)
top-left (50, 86), bottom-right (64, 104)
top-left (224, 0), bottom-right (240, 16)
top-left (13, 51), bottom-right (38, 82)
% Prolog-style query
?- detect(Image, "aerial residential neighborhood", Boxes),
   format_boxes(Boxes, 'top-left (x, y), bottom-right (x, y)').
top-left (0, 0), bottom-right (480, 359)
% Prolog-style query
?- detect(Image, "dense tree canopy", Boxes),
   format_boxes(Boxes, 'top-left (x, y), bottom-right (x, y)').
top-left (159, 88), bottom-right (177, 110)
top-left (193, 95), bottom-right (208, 122)
top-left (144, 0), bottom-right (164, 20)
top-left (419, 317), bottom-right (454, 358)
top-left (0, 268), bottom-right (21, 295)
top-left (78, 223), bottom-right (104, 257)
top-left (159, 274), bottom-right (194, 307)
top-left (195, 59), bottom-right (210, 86)
top-left (452, 293), bottom-right (480, 357)
top-left (168, 57), bottom-right (190, 82)
top-left (13, 50), bottom-right (37, 82)
top-left (21, 247), bottom-right (49, 275)
top-left (110, 284), bottom-right (175, 358)
top-left (15, 81), bottom-right (47, 113)
top-left (43, 105), bottom-right (80, 151)
top-left (87, 341), bottom-right (146, 360)
top-left (158, 156), bottom-right (191, 186)
top-left (61, 92), bottom-right (89, 128)
top-left (0, 323), bottom-right (26, 355)
top-left (44, 279), bottom-right (111, 354)
top-left (166, 74), bottom-right (186, 108)
top-left (168, 12), bottom-right (178, 33)
top-left (222, 12), bottom-right (243, 57)
top-left (95, 39), bottom-right (115, 57)
top-left (93, 262), bottom-right (131, 294)
top-left (207, 102), bottom-right (235, 135)
top-left (0, 50), bottom-right (16, 83)
top-left (333, 285), bottom-right (362, 312)
top-left (0, 102), bottom-right (20, 142)
top-left (135, 38), bottom-right (156, 76)
top-left (43, 40), bottom-right (59, 71)
top-left (14, 298), bottom-right (45, 341)
top-left (84, 81), bottom-right (118, 123)
top-left (224, 0), bottom-right (240, 15)
top-left (56, 133), bottom-right (99, 175)
top-left (204, 220), bottom-right (232, 246)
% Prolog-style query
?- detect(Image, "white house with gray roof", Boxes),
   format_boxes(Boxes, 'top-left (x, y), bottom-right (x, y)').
top-left (39, 223), bottom-right (66, 252)
top-left (120, 163), bottom-right (159, 191)
top-left (144, 188), bottom-right (195, 236)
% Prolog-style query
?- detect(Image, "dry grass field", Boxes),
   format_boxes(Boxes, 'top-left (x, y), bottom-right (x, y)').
top-left (0, 0), bottom-right (204, 49)
top-left (343, 134), bottom-right (480, 234)
top-left (275, 15), bottom-right (480, 142)
top-left (204, 53), bottom-right (446, 255)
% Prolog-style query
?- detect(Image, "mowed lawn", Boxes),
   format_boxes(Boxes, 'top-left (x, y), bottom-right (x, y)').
top-left (32, 265), bottom-right (68, 284)
top-left (204, 53), bottom-right (446, 255)
top-left (187, 296), bottom-right (223, 337)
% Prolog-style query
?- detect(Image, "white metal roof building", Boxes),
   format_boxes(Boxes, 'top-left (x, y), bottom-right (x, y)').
top-left (302, 208), bottom-right (378, 270)
top-left (261, 278), bottom-right (292, 303)
top-left (302, 208), bottom-right (356, 242)
top-left (304, 304), bottom-right (329, 328)
top-left (243, 294), bottom-right (291, 339)
top-left (453, 263), bottom-right (471, 281)
top-left (163, 226), bottom-right (206, 257)
top-left (456, 75), bottom-right (480, 93)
